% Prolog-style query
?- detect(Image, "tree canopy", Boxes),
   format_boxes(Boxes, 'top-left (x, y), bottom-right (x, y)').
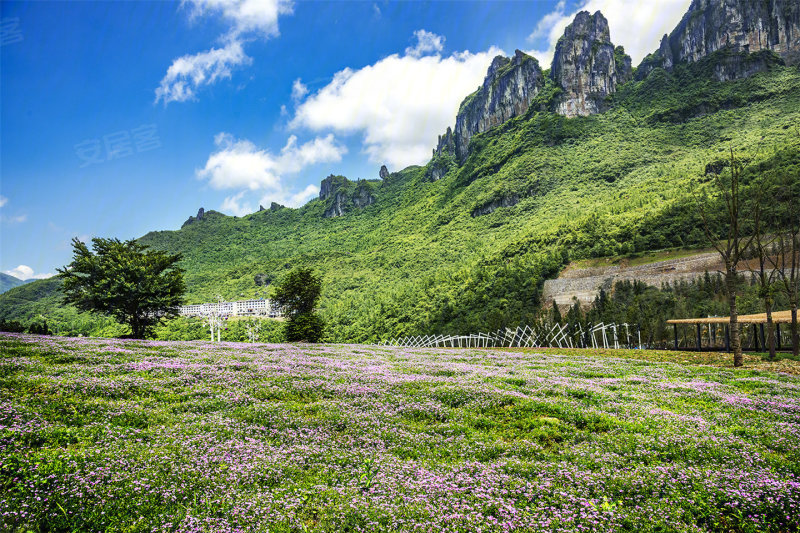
top-left (57, 237), bottom-right (185, 338)
top-left (272, 267), bottom-right (324, 342)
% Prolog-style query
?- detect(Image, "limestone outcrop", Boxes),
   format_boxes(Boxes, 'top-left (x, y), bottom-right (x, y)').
top-left (471, 194), bottom-right (520, 217)
top-left (352, 182), bottom-right (376, 209)
top-left (425, 0), bottom-right (799, 172)
top-left (550, 11), bottom-right (631, 117)
top-left (636, 0), bottom-right (800, 80)
top-left (319, 175), bottom-right (348, 201)
top-left (434, 50), bottom-right (544, 163)
top-left (319, 175), bottom-right (378, 218)
top-left (181, 207), bottom-right (206, 228)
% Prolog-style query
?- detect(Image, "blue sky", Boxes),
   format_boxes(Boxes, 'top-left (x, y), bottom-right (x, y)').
top-left (0, 0), bottom-right (691, 280)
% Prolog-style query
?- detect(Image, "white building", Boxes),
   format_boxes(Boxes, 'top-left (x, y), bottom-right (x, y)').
top-left (179, 299), bottom-right (281, 318)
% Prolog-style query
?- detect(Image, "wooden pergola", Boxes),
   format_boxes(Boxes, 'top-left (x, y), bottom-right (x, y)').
top-left (667, 310), bottom-right (795, 351)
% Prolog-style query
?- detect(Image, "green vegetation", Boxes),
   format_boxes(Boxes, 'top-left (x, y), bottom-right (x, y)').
top-left (2, 334), bottom-right (799, 531)
top-left (273, 267), bottom-right (325, 342)
top-left (2, 55), bottom-right (799, 342)
top-left (569, 274), bottom-right (795, 349)
top-left (57, 238), bottom-right (186, 338)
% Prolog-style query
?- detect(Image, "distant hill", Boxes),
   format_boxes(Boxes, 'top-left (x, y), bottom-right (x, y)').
top-left (2, 0), bottom-right (799, 341)
top-left (0, 272), bottom-right (31, 294)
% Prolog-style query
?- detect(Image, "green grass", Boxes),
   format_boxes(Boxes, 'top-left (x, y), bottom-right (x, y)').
top-left (2, 333), bottom-right (799, 531)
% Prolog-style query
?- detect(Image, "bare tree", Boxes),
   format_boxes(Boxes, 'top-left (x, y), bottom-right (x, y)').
top-left (694, 149), bottom-right (757, 367)
top-left (749, 200), bottom-right (777, 359)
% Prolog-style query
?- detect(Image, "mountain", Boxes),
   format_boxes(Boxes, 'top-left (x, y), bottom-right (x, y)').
top-left (637, 0), bottom-right (800, 81)
top-left (0, 273), bottom-right (31, 294)
top-left (2, 0), bottom-right (799, 341)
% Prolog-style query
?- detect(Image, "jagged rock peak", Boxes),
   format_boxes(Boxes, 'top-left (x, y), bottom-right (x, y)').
top-left (484, 56), bottom-right (512, 89)
top-left (181, 207), bottom-right (206, 228)
top-left (434, 49), bottom-right (544, 163)
top-left (258, 204), bottom-right (265, 212)
top-left (636, 0), bottom-right (800, 80)
top-left (551, 10), bottom-right (631, 117)
top-left (269, 202), bottom-right (284, 211)
top-left (379, 165), bottom-right (389, 179)
top-left (319, 174), bottom-right (349, 200)
top-left (433, 127), bottom-right (455, 159)
top-left (563, 10), bottom-right (610, 42)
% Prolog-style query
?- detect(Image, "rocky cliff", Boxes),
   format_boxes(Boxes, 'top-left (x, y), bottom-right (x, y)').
top-left (319, 175), bottom-right (378, 218)
top-left (426, 1), bottom-right (798, 173)
top-left (636, 0), bottom-right (800, 80)
top-left (429, 12), bottom-right (630, 170)
top-left (551, 11), bottom-right (632, 117)
top-left (434, 50), bottom-right (544, 164)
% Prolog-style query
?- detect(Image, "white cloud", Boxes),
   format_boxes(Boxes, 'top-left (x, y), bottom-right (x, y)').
top-left (185, 0), bottom-right (293, 40)
top-left (221, 191), bottom-right (254, 216)
top-left (528, 0), bottom-right (567, 43)
top-left (0, 213), bottom-right (26, 224)
top-left (260, 183), bottom-right (319, 209)
top-left (291, 78), bottom-right (308, 102)
top-left (156, 0), bottom-right (293, 104)
top-left (4, 265), bottom-right (54, 280)
top-left (405, 29), bottom-right (445, 58)
top-left (0, 195), bottom-right (7, 208)
top-left (197, 132), bottom-right (345, 214)
top-left (156, 41), bottom-right (251, 104)
top-left (221, 183), bottom-right (320, 215)
top-left (527, 0), bottom-right (692, 67)
top-left (290, 41), bottom-right (503, 168)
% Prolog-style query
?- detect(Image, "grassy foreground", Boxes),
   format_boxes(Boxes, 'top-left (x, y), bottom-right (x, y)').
top-left (517, 347), bottom-right (800, 375)
top-left (1, 334), bottom-right (799, 532)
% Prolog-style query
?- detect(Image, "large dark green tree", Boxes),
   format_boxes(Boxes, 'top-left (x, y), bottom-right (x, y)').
top-left (57, 237), bottom-right (186, 338)
top-left (272, 267), bottom-right (324, 342)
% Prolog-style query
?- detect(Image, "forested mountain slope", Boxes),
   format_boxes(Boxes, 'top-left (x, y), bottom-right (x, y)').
top-left (0, 273), bottom-right (29, 295)
top-left (2, 1), bottom-right (799, 341)
top-left (137, 61), bottom-right (800, 342)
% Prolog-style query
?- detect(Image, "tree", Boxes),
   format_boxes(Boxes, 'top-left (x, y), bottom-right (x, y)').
top-left (57, 237), bottom-right (186, 339)
top-left (272, 267), bottom-right (324, 342)
top-left (749, 197), bottom-right (778, 359)
top-left (550, 300), bottom-right (563, 325)
top-left (694, 149), bottom-right (757, 367)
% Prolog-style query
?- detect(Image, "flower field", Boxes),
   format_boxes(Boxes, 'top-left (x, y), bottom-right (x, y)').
top-left (1, 333), bottom-right (799, 532)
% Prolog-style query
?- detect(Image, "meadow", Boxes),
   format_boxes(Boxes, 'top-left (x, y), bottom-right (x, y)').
top-left (1, 333), bottom-right (799, 532)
